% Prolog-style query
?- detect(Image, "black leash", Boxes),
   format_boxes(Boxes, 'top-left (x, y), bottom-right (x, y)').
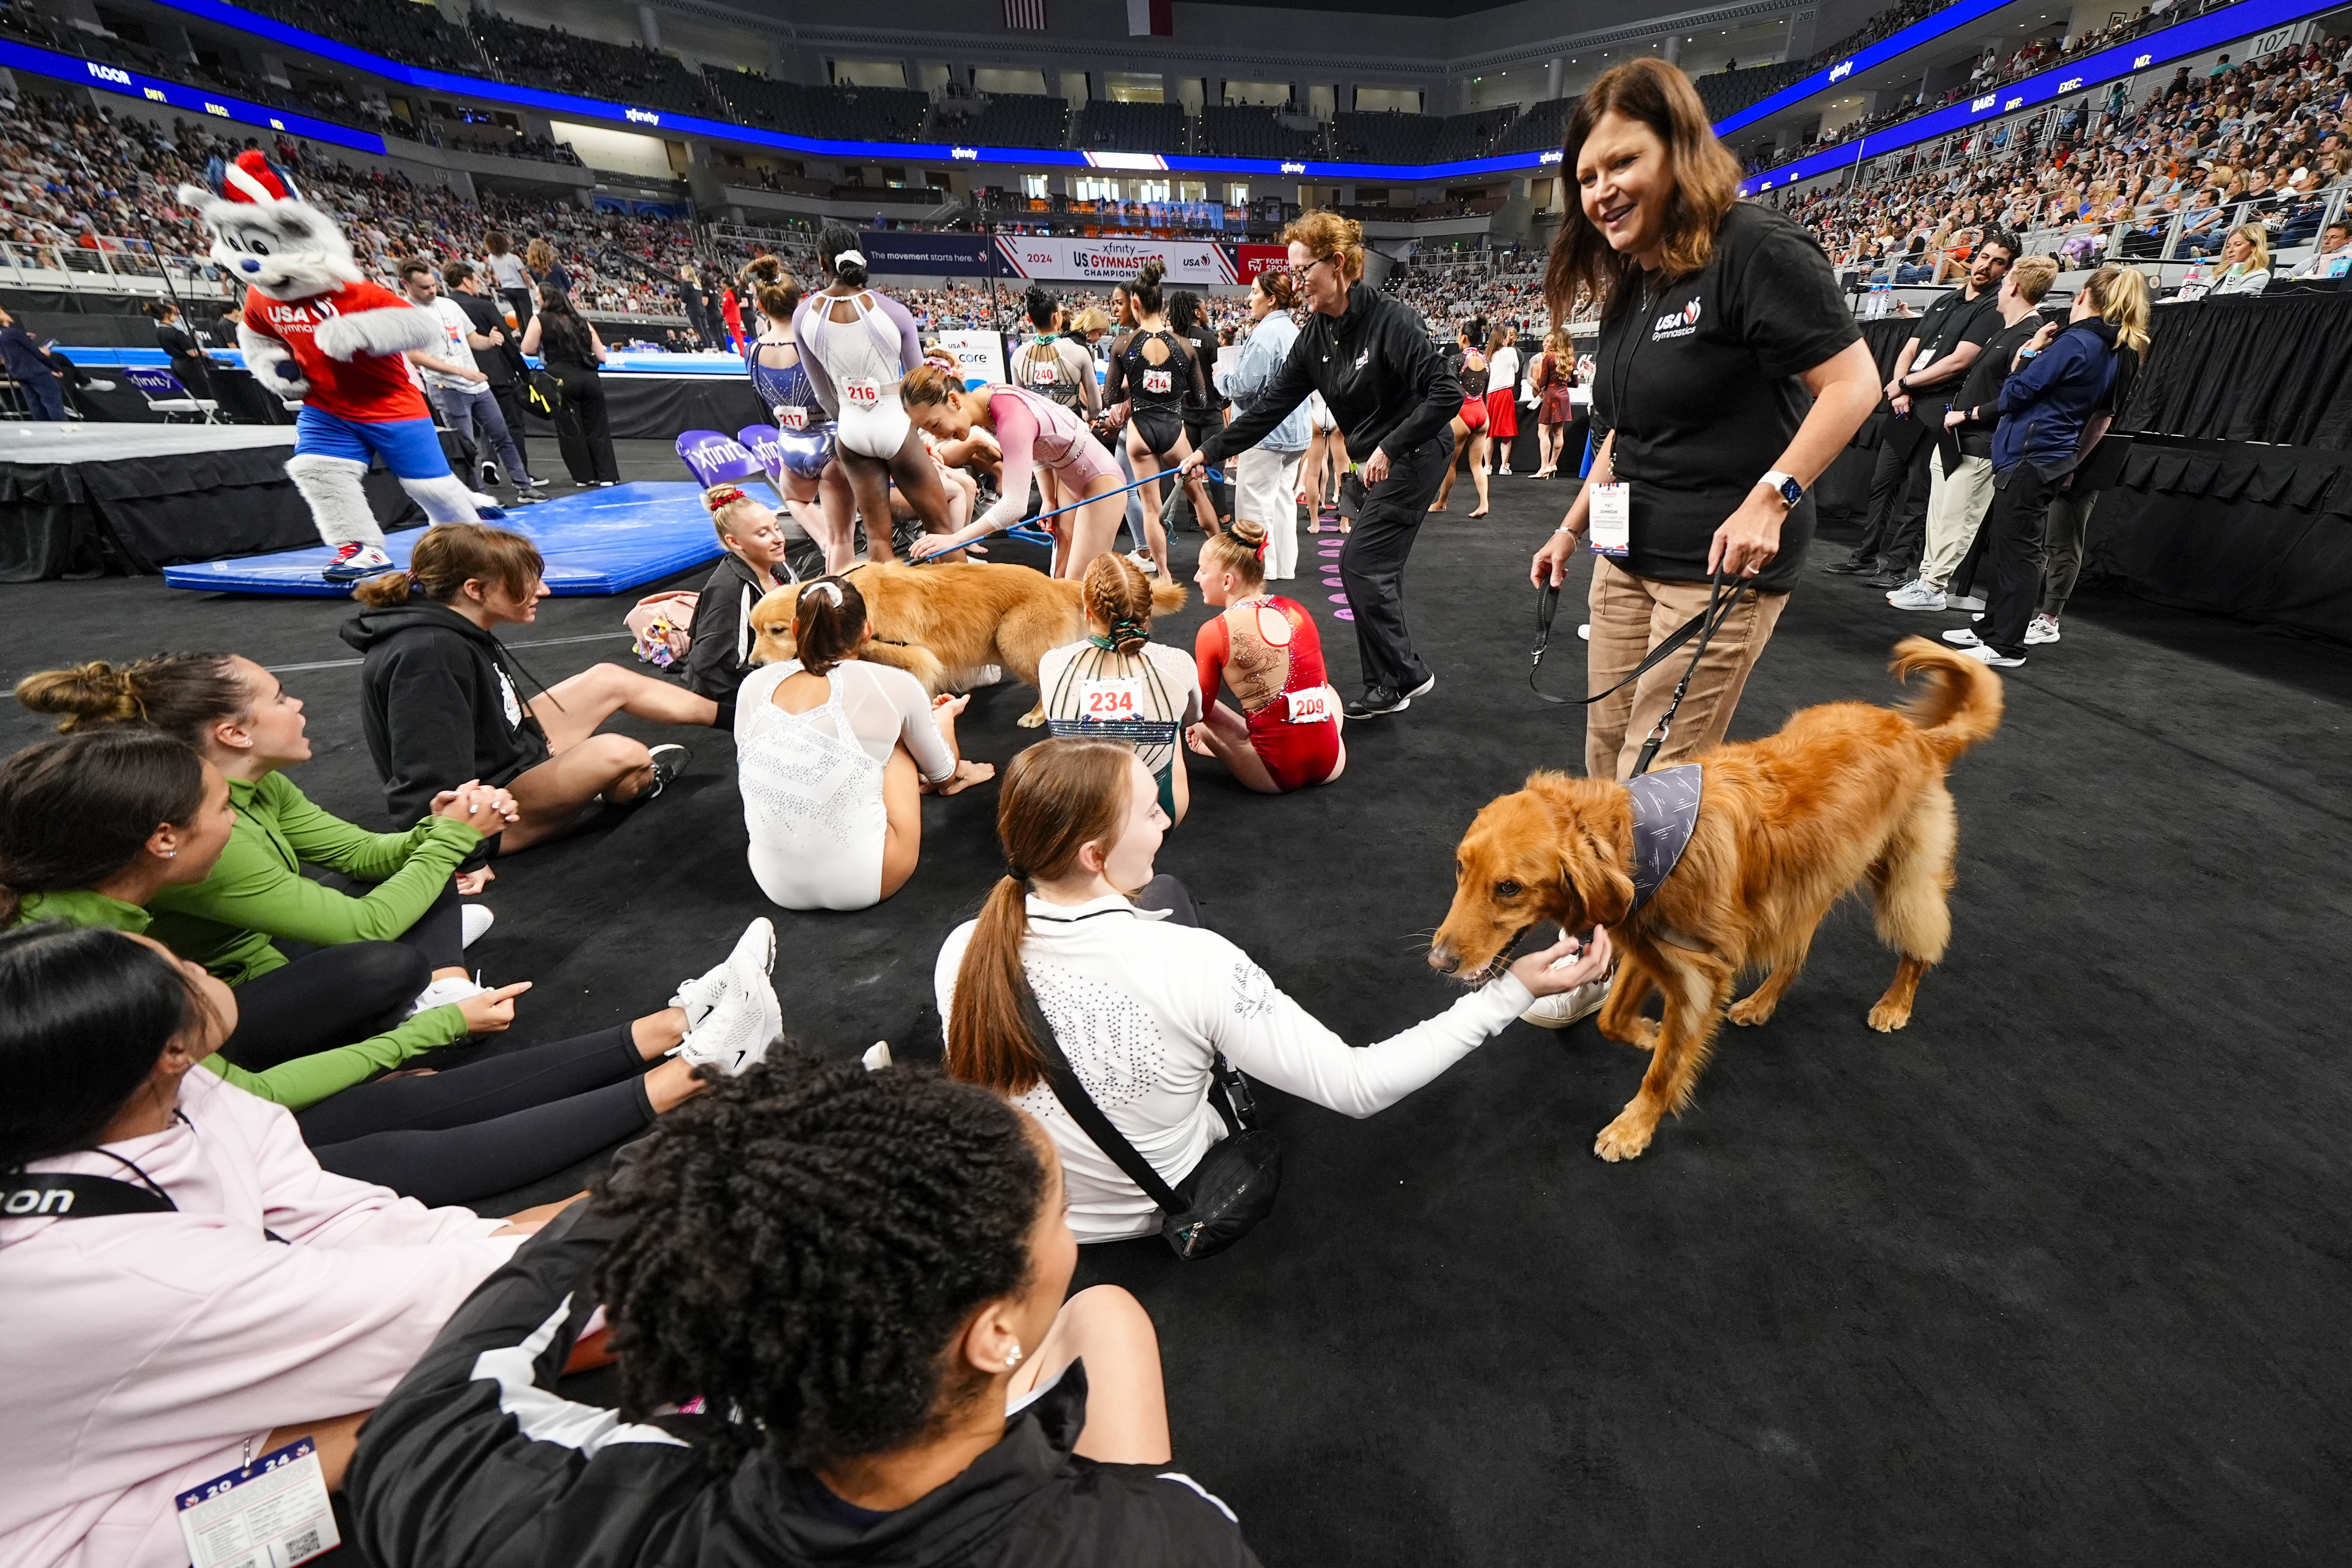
top-left (1530, 566), bottom-right (1744, 777)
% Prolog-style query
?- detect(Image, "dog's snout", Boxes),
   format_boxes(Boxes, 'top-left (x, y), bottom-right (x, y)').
top-left (1427, 943), bottom-right (1460, 975)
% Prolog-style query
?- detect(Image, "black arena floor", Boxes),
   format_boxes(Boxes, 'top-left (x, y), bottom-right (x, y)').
top-left (5, 441), bottom-right (2347, 1564)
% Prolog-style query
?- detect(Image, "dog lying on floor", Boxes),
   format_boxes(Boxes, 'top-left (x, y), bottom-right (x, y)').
top-left (748, 558), bottom-right (1188, 726)
top-left (1428, 636), bottom-right (2004, 1162)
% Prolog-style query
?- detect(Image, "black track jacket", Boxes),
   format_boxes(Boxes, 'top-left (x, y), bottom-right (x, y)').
top-left (346, 1203), bottom-right (1264, 1568)
top-left (1201, 281), bottom-right (1459, 468)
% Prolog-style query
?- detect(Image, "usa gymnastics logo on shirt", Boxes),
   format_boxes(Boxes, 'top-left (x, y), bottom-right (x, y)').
top-left (1651, 297), bottom-right (1702, 341)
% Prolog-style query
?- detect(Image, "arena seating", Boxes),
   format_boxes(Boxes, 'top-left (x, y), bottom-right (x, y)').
top-left (231, 0), bottom-right (487, 73)
top-left (1489, 98), bottom-right (1570, 157)
top-left (1198, 104), bottom-right (1316, 160)
top-left (800, 84), bottom-right (934, 144)
top-left (1075, 99), bottom-right (1188, 155)
top-left (942, 92), bottom-right (1072, 149)
top-left (471, 14), bottom-right (722, 119)
top-left (1332, 109), bottom-right (1441, 163)
top-left (706, 71), bottom-right (806, 133)
top-left (1429, 107), bottom-right (1518, 162)
top-left (1692, 61), bottom-right (1810, 122)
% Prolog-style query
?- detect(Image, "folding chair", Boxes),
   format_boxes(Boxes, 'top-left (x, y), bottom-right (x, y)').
top-left (124, 365), bottom-right (220, 423)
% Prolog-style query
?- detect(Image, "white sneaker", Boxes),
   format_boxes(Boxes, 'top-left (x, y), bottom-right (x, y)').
top-left (862, 1041), bottom-right (893, 1071)
top-left (2025, 615), bottom-right (2062, 645)
top-left (671, 919), bottom-right (780, 1076)
top-left (1941, 627), bottom-right (1983, 648)
top-left (1125, 549), bottom-right (1160, 576)
top-left (1520, 975), bottom-right (1610, 1030)
top-left (1957, 642), bottom-right (2024, 668)
top-left (1886, 579), bottom-right (1946, 611)
top-left (461, 905), bottom-right (495, 948)
top-left (408, 974), bottom-right (486, 1018)
top-left (1947, 592), bottom-right (1986, 612)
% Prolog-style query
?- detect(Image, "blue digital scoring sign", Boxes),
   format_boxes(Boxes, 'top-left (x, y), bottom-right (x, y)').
top-left (0, 37), bottom-right (386, 153)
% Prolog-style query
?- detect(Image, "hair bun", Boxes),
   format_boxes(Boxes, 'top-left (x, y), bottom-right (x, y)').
top-left (1226, 518), bottom-right (1268, 550)
top-left (703, 483), bottom-right (749, 514)
top-left (1138, 259), bottom-right (1166, 287)
top-left (14, 661), bottom-right (139, 727)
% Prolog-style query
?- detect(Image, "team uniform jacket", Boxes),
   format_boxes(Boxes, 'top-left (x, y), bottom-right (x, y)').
top-left (345, 1202), bottom-right (1264, 1568)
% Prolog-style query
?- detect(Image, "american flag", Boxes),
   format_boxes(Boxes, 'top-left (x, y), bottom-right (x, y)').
top-left (1003, 0), bottom-right (1047, 29)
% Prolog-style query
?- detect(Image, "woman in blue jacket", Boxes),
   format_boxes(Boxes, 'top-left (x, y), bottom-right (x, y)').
top-left (1943, 264), bottom-right (2148, 668)
top-left (1211, 270), bottom-right (1312, 582)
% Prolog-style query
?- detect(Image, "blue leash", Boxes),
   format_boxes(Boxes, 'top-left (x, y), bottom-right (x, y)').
top-left (910, 464), bottom-right (1228, 562)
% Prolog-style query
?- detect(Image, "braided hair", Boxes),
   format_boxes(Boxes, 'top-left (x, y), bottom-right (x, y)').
top-left (594, 1056), bottom-right (1049, 1467)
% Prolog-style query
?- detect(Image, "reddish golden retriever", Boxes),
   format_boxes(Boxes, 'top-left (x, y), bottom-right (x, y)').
top-left (1429, 637), bottom-right (2003, 1162)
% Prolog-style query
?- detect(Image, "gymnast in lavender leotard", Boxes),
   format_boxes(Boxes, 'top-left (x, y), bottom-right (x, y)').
top-left (898, 371), bottom-right (1127, 576)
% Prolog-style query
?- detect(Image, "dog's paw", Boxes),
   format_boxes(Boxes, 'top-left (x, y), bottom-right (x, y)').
top-left (1601, 1018), bottom-right (1659, 1052)
top-left (1726, 993), bottom-right (1777, 1028)
top-left (1015, 705), bottom-right (1049, 730)
top-left (1592, 1108), bottom-right (1657, 1163)
top-left (1866, 1000), bottom-right (1913, 1033)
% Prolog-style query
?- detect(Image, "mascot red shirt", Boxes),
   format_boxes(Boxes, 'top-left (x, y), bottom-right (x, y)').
top-left (243, 282), bottom-right (431, 424)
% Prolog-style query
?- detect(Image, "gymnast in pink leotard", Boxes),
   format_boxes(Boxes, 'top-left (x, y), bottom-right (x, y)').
top-left (899, 366), bottom-right (1126, 577)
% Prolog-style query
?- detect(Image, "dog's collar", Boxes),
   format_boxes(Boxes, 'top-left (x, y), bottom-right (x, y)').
top-left (1625, 763), bottom-right (1702, 911)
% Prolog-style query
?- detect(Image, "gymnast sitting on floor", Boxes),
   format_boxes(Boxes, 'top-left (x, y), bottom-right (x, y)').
top-left (735, 574), bottom-right (994, 911)
top-left (343, 523), bottom-right (718, 850)
top-left (1188, 520), bottom-right (1349, 794)
top-left (685, 483), bottom-right (795, 722)
top-left (1039, 552), bottom-right (1200, 823)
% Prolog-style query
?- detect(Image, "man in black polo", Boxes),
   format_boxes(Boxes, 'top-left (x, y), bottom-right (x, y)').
top-left (444, 261), bottom-right (540, 497)
top-left (1826, 231), bottom-right (2016, 586)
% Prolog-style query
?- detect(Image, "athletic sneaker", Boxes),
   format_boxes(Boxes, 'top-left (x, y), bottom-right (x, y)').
top-left (1861, 569), bottom-right (1908, 590)
top-left (1956, 642), bottom-right (2025, 668)
top-left (672, 918), bottom-right (781, 1077)
top-left (2026, 614), bottom-right (2062, 645)
top-left (1886, 579), bottom-right (1946, 611)
top-left (642, 743), bottom-right (691, 800)
top-left (1402, 673), bottom-right (1436, 702)
top-left (1520, 975), bottom-right (1610, 1030)
top-left (407, 973), bottom-right (486, 1019)
top-left (1821, 553), bottom-right (1876, 575)
top-left (1344, 684), bottom-right (1412, 718)
top-left (1947, 592), bottom-right (1986, 612)
top-left (323, 542), bottom-right (394, 583)
top-left (511, 486), bottom-right (550, 506)
top-left (1125, 549), bottom-right (1160, 576)
top-left (479, 460), bottom-right (501, 488)
top-left (461, 905), bottom-right (495, 948)
top-left (1941, 627), bottom-right (1984, 648)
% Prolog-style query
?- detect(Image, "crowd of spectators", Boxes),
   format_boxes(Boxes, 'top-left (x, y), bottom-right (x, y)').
top-left (0, 94), bottom-right (704, 317)
top-left (1774, 41), bottom-right (2352, 284)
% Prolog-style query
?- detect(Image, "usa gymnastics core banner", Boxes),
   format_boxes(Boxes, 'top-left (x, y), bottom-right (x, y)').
top-left (993, 235), bottom-right (1237, 285)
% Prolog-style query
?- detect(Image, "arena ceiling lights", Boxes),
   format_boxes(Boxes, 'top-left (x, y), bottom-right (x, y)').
top-left (82, 0), bottom-right (2348, 191)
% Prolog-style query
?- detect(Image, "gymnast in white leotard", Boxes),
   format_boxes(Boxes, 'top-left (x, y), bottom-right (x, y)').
top-left (735, 575), bottom-right (993, 911)
top-left (792, 225), bottom-right (956, 557)
top-left (741, 258), bottom-right (855, 571)
top-left (899, 365), bottom-right (1127, 576)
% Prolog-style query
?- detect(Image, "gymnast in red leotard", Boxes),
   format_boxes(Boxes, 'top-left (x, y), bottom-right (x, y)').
top-left (1187, 519), bottom-right (1347, 794)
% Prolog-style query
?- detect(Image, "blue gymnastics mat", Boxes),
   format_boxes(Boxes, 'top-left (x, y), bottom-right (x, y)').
top-left (162, 483), bottom-right (724, 598)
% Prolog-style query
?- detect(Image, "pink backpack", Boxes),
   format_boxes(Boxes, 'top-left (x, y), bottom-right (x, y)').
top-left (626, 591), bottom-right (698, 668)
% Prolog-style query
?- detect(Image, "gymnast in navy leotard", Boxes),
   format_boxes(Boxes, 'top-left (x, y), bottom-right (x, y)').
top-left (741, 261), bottom-right (855, 571)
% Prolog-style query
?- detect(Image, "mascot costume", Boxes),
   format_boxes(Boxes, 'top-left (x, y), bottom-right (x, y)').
top-left (180, 150), bottom-right (502, 583)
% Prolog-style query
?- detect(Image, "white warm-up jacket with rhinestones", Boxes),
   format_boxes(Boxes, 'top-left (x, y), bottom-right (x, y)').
top-left (934, 894), bottom-right (1534, 1243)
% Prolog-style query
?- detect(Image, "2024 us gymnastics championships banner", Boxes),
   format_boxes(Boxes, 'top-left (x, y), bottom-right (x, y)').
top-left (992, 235), bottom-right (1238, 285)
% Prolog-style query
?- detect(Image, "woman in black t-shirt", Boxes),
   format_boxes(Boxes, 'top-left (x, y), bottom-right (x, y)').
top-left (1529, 59), bottom-right (1879, 786)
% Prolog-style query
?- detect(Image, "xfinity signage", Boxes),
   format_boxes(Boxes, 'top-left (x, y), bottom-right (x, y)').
top-left (1828, 59), bottom-right (1854, 82)
top-left (951, 146), bottom-right (979, 160)
top-left (625, 108), bottom-right (661, 126)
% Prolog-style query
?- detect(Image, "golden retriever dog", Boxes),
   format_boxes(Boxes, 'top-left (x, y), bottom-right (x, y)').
top-left (1429, 637), bottom-right (2003, 1162)
top-left (748, 558), bottom-right (1186, 726)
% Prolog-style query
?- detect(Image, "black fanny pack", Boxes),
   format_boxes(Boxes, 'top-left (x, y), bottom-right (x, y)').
top-left (1022, 989), bottom-right (1281, 1260)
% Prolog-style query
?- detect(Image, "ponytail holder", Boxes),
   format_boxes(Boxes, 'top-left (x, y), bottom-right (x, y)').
top-left (703, 483), bottom-right (748, 514)
top-left (1253, 541), bottom-right (1266, 562)
top-left (800, 579), bottom-right (844, 607)
top-left (834, 248), bottom-right (867, 270)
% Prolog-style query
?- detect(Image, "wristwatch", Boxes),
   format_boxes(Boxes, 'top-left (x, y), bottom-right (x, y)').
top-left (1760, 471), bottom-right (1804, 507)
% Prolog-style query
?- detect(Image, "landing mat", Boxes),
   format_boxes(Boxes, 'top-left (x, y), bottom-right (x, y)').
top-left (161, 483), bottom-right (723, 597)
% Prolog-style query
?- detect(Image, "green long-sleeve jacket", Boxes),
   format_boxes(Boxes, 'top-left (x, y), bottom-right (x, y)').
top-left (10, 886), bottom-right (469, 1111)
top-left (147, 771), bottom-right (484, 986)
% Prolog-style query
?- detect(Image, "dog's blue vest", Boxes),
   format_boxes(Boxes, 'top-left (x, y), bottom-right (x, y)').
top-left (1625, 763), bottom-right (1702, 911)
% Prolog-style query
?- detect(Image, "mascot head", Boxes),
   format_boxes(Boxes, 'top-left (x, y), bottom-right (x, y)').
top-left (178, 151), bottom-right (361, 302)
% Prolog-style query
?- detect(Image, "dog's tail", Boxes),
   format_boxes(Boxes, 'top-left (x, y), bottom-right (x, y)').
top-left (1890, 636), bottom-right (2004, 760)
top-left (1149, 580), bottom-right (1189, 615)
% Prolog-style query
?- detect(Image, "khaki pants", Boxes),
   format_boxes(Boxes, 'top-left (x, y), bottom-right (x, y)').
top-left (1584, 555), bottom-right (1789, 781)
top-left (1920, 452), bottom-right (1994, 591)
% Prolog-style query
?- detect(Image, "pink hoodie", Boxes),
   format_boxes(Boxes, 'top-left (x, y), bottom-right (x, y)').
top-left (0, 1066), bottom-right (522, 1568)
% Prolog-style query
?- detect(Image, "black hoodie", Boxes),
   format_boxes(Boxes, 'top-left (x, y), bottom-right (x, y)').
top-left (347, 1202), bottom-right (1264, 1568)
top-left (341, 600), bottom-right (552, 826)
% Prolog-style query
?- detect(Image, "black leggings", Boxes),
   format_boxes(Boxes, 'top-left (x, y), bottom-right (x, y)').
top-left (218, 882), bottom-right (465, 1071)
top-left (297, 1024), bottom-right (657, 1207)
